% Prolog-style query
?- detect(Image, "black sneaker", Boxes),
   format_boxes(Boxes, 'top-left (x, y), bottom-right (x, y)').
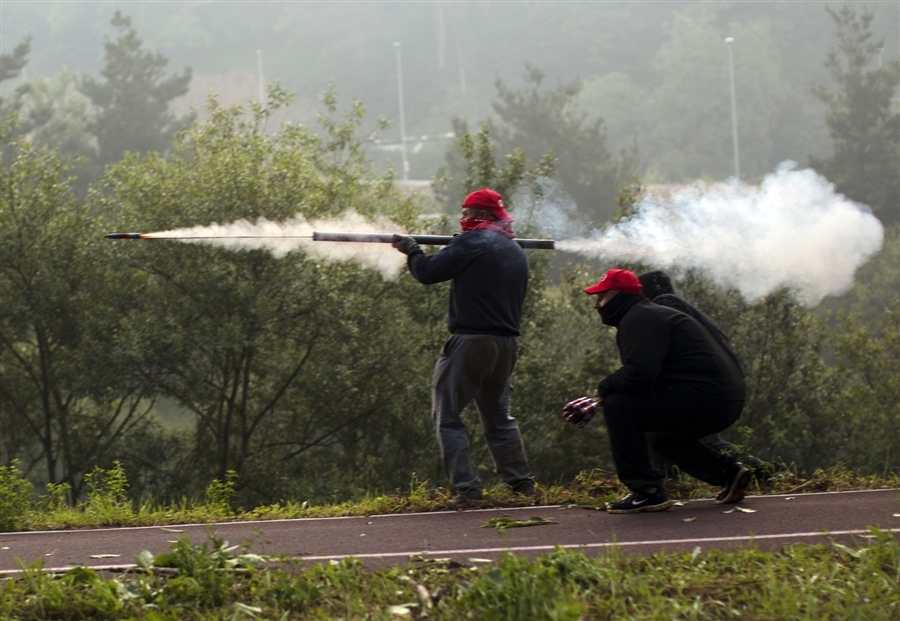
top-left (606, 487), bottom-right (673, 514)
top-left (450, 491), bottom-right (483, 508)
top-left (716, 465), bottom-right (751, 504)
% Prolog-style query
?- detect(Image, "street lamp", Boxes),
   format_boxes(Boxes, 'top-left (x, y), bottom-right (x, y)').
top-left (393, 42), bottom-right (409, 182)
top-left (725, 37), bottom-right (740, 183)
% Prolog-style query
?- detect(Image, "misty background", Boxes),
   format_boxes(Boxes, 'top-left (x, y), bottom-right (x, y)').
top-left (3, 0), bottom-right (898, 184)
top-left (2, 1), bottom-right (898, 509)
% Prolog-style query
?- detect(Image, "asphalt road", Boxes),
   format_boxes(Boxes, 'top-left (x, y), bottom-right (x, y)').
top-left (2, 489), bottom-right (898, 574)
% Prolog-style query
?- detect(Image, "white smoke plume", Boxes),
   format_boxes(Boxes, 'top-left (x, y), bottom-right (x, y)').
top-left (143, 211), bottom-right (407, 279)
top-left (558, 162), bottom-right (884, 306)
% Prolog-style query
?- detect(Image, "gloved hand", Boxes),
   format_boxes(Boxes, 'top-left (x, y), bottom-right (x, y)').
top-left (392, 234), bottom-right (419, 255)
top-left (561, 396), bottom-right (602, 428)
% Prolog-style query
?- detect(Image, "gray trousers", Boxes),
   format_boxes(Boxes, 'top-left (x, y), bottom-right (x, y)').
top-left (432, 334), bottom-right (533, 497)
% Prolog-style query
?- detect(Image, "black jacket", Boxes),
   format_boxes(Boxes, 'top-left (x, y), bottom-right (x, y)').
top-left (651, 293), bottom-right (744, 376)
top-left (406, 229), bottom-right (528, 336)
top-left (598, 297), bottom-right (745, 401)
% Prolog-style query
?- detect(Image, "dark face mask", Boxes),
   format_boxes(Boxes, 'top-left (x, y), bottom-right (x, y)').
top-left (598, 292), bottom-right (640, 326)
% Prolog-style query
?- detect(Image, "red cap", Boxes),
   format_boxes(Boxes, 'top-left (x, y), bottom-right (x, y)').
top-left (462, 188), bottom-right (513, 222)
top-left (583, 269), bottom-right (642, 295)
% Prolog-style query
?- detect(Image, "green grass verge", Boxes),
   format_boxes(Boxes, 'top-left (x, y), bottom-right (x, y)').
top-left (2, 462), bottom-right (898, 532)
top-left (1, 528), bottom-right (898, 620)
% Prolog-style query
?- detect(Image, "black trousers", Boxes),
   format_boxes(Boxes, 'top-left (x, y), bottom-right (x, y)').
top-left (602, 384), bottom-right (744, 491)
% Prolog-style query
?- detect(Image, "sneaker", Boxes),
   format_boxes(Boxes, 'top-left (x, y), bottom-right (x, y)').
top-left (716, 465), bottom-right (751, 504)
top-left (606, 487), bottom-right (673, 514)
top-left (511, 480), bottom-right (536, 496)
top-left (450, 491), bottom-right (483, 508)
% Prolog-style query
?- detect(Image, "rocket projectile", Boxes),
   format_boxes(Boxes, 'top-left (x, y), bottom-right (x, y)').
top-left (105, 233), bottom-right (145, 239)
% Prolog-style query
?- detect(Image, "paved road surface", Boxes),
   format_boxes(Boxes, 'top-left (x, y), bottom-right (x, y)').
top-left (2, 489), bottom-right (898, 574)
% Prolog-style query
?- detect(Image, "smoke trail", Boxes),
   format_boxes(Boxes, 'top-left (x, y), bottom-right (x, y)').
top-left (145, 211), bottom-right (407, 279)
top-left (558, 162), bottom-right (884, 306)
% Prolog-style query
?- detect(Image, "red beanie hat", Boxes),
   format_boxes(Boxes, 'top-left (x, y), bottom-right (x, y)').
top-left (583, 269), bottom-right (642, 295)
top-left (462, 188), bottom-right (513, 222)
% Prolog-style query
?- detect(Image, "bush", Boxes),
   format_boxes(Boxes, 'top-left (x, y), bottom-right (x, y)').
top-left (0, 459), bottom-right (33, 532)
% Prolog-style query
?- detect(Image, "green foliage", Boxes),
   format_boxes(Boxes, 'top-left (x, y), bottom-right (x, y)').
top-left (458, 552), bottom-right (584, 620)
top-left (203, 470), bottom-right (237, 515)
top-left (810, 5), bottom-right (900, 224)
top-left (0, 36), bottom-right (30, 83)
top-left (640, 4), bottom-right (799, 182)
top-left (0, 459), bottom-right (33, 532)
top-left (79, 11), bottom-right (193, 167)
top-left (96, 86), bottom-right (432, 506)
top-left (834, 308), bottom-right (900, 476)
top-left (12, 68), bottom-right (98, 194)
top-left (83, 461), bottom-right (132, 525)
top-left (2, 531), bottom-right (898, 619)
top-left (491, 64), bottom-right (638, 226)
top-left (0, 128), bottom-right (158, 499)
top-left (433, 120), bottom-right (555, 214)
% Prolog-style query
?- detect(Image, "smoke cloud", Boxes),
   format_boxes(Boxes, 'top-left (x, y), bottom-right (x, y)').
top-left (558, 162), bottom-right (884, 306)
top-left (144, 211), bottom-right (407, 279)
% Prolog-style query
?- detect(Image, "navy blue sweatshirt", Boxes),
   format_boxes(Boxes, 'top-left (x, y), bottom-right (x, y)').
top-left (406, 229), bottom-right (528, 336)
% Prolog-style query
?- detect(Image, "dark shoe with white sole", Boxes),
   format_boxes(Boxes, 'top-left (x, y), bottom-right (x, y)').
top-left (606, 487), bottom-right (673, 514)
top-left (716, 465), bottom-right (751, 504)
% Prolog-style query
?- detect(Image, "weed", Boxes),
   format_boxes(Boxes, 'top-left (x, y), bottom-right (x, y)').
top-left (0, 459), bottom-right (33, 532)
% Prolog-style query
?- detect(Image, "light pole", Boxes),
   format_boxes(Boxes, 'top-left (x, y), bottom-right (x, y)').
top-left (725, 37), bottom-right (740, 183)
top-left (393, 42), bottom-right (409, 182)
top-left (256, 49), bottom-right (265, 102)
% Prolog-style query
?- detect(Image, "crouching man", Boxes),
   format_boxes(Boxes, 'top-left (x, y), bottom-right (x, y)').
top-left (567, 268), bottom-right (751, 513)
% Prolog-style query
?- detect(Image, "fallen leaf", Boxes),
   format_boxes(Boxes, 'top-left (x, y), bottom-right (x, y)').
top-left (89, 554), bottom-right (121, 559)
top-left (388, 604), bottom-right (414, 617)
top-left (673, 500), bottom-right (688, 507)
top-left (722, 508), bottom-right (736, 514)
top-left (159, 527), bottom-right (184, 533)
top-left (1, 546), bottom-right (9, 550)
top-left (682, 517), bottom-right (698, 522)
top-left (482, 516), bottom-right (556, 529)
top-left (893, 513), bottom-right (900, 518)
top-left (366, 521), bottom-right (373, 525)
top-left (468, 558), bottom-right (493, 563)
top-left (360, 533), bottom-right (366, 537)
top-left (735, 506), bottom-right (757, 513)
top-left (786, 497), bottom-right (796, 501)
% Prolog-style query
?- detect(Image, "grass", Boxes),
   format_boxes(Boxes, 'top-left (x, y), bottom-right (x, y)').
top-left (1, 528), bottom-right (898, 620)
top-left (2, 464), bottom-right (898, 619)
top-left (4, 462), bottom-right (897, 532)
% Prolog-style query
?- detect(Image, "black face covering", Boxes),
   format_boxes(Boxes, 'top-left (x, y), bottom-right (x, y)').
top-left (598, 292), bottom-right (643, 326)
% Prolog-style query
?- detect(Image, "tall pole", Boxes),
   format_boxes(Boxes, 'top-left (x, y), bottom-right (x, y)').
top-left (725, 37), bottom-right (740, 183)
top-left (393, 42), bottom-right (409, 182)
top-left (256, 49), bottom-right (265, 102)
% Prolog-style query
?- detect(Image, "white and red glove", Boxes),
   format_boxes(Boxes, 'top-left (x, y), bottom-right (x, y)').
top-left (561, 396), bottom-right (603, 428)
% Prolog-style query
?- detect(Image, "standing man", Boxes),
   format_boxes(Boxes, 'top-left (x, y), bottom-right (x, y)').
top-left (567, 268), bottom-right (750, 513)
top-left (392, 188), bottom-right (535, 504)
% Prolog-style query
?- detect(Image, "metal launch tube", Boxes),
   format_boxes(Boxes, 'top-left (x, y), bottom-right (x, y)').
top-left (105, 231), bottom-right (556, 249)
top-left (312, 231), bottom-right (556, 250)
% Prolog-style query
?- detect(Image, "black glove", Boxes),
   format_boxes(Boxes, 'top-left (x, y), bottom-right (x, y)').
top-left (392, 234), bottom-right (419, 255)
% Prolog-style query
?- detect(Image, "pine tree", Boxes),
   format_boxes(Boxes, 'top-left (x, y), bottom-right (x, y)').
top-left (79, 11), bottom-right (192, 167)
top-left (811, 6), bottom-right (900, 225)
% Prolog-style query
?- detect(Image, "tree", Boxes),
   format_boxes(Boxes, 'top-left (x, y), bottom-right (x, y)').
top-left (810, 5), bottom-right (900, 225)
top-left (0, 36), bottom-right (30, 84)
top-left (642, 4), bottom-right (795, 183)
top-left (491, 65), bottom-right (637, 227)
top-left (79, 11), bottom-right (192, 168)
top-left (0, 126), bottom-right (158, 499)
top-left (98, 88), bottom-right (440, 505)
top-left (433, 120), bottom-right (555, 217)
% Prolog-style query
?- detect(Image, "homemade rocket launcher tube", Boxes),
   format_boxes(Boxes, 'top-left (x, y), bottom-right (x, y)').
top-left (311, 231), bottom-right (556, 250)
top-left (105, 231), bottom-right (557, 249)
